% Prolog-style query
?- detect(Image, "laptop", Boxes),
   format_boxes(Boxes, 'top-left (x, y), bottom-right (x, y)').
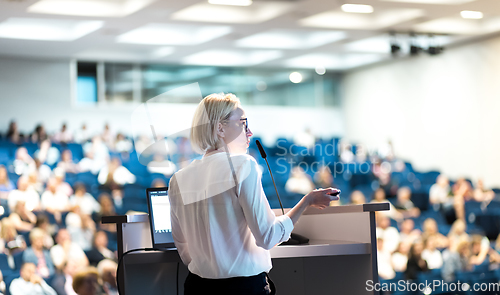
top-left (146, 187), bottom-right (176, 249)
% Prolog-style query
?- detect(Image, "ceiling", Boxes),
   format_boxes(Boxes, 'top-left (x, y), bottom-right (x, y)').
top-left (0, 0), bottom-right (499, 71)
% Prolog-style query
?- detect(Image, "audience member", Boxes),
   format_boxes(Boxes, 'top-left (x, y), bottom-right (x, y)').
top-left (405, 240), bottom-right (429, 280)
top-left (35, 139), bottom-right (60, 167)
top-left (58, 150), bottom-right (81, 174)
top-left (86, 231), bottom-right (115, 266)
top-left (94, 194), bottom-right (116, 233)
top-left (429, 174), bottom-right (451, 206)
top-left (469, 234), bottom-right (490, 267)
top-left (97, 259), bottom-right (118, 295)
top-left (69, 183), bottom-right (101, 216)
top-left (350, 190), bottom-right (366, 205)
top-left (9, 200), bottom-right (36, 233)
top-left (473, 178), bottom-right (495, 203)
top-left (447, 219), bottom-right (469, 252)
top-left (30, 124), bottom-right (48, 144)
top-left (98, 158), bottom-right (136, 191)
top-left (50, 228), bottom-right (89, 271)
top-left (371, 188), bottom-right (403, 221)
top-left (399, 219), bottom-right (421, 245)
top-left (113, 133), bottom-right (133, 153)
top-left (377, 238), bottom-right (395, 280)
top-left (74, 123), bottom-right (91, 144)
top-left (421, 235), bottom-right (443, 269)
top-left (72, 266), bottom-right (100, 295)
top-left (22, 228), bottom-right (55, 279)
top-left (313, 166), bottom-right (334, 188)
top-left (41, 177), bottom-right (70, 223)
top-left (8, 176), bottom-right (40, 212)
top-left (442, 240), bottom-right (471, 281)
top-left (79, 151), bottom-right (104, 175)
top-left (53, 123), bottom-right (73, 144)
top-left (376, 214), bottom-right (400, 254)
top-left (0, 165), bottom-right (14, 199)
top-left (147, 154), bottom-right (177, 177)
top-left (34, 214), bottom-right (55, 249)
top-left (6, 120), bottom-right (21, 144)
top-left (54, 168), bottom-right (74, 197)
top-left (9, 262), bottom-right (57, 295)
top-left (392, 242), bottom-right (410, 272)
top-left (66, 212), bottom-right (95, 251)
top-left (12, 147), bottom-right (35, 176)
top-left (394, 186), bottom-right (420, 218)
top-left (421, 218), bottom-right (449, 249)
top-left (0, 217), bottom-right (26, 254)
top-left (285, 166), bottom-right (315, 195)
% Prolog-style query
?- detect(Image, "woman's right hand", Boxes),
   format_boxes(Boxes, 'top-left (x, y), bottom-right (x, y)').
top-left (305, 188), bottom-right (340, 209)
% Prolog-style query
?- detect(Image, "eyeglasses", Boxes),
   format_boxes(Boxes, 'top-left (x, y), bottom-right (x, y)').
top-left (240, 118), bottom-right (249, 133)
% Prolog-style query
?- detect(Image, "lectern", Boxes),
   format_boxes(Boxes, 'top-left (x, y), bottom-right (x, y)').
top-left (103, 202), bottom-right (389, 295)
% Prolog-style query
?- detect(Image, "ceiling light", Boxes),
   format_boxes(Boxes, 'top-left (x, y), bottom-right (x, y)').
top-left (461, 10), bottom-right (483, 19)
top-left (27, 0), bottom-right (155, 17)
top-left (380, 0), bottom-right (475, 4)
top-left (315, 66), bottom-right (326, 75)
top-left (116, 24), bottom-right (232, 45)
top-left (341, 4), bottom-right (374, 14)
top-left (183, 50), bottom-right (282, 66)
top-left (208, 0), bottom-right (252, 6)
top-left (289, 72), bottom-right (303, 83)
top-left (0, 18), bottom-right (103, 41)
top-left (285, 53), bottom-right (385, 70)
top-left (236, 30), bottom-right (346, 49)
top-left (151, 47), bottom-right (175, 58)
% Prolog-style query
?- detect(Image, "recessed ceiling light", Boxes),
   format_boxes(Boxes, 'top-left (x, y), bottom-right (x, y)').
top-left (341, 4), bottom-right (374, 14)
top-left (151, 47), bottom-right (175, 58)
top-left (0, 18), bottom-right (103, 41)
top-left (27, 0), bottom-right (155, 17)
top-left (116, 24), bottom-right (232, 45)
top-left (315, 66), bottom-right (326, 75)
top-left (208, 0), bottom-right (253, 6)
top-left (235, 30), bottom-right (346, 49)
top-left (289, 72), bottom-right (303, 83)
top-left (461, 10), bottom-right (483, 19)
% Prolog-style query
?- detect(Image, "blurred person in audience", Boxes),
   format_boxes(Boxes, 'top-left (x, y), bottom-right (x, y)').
top-left (42, 177), bottom-right (70, 223)
top-left (177, 136), bottom-right (193, 157)
top-left (441, 239), bottom-right (471, 281)
top-left (147, 154), bottom-right (177, 177)
top-left (9, 200), bottom-right (36, 233)
top-left (35, 139), bottom-right (60, 167)
top-left (50, 228), bottom-right (89, 271)
top-left (112, 133), bottom-right (132, 153)
top-left (285, 166), bottom-right (315, 195)
top-left (350, 190), bottom-right (366, 205)
top-left (79, 150), bottom-right (105, 175)
top-left (12, 147), bottom-right (35, 176)
top-left (370, 188), bottom-right (403, 221)
top-left (377, 238), bottom-right (395, 280)
top-left (372, 160), bottom-right (393, 192)
top-left (97, 259), bottom-right (117, 295)
top-left (399, 219), bottom-right (421, 245)
top-left (451, 178), bottom-right (474, 222)
top-left (74, 123), bottom-right (91, 144)
top-left (447, 219), bottom-right (469, 252)
top-left (72, 266), bottom-right (100, 295)
top-left (23, 228), bottom-right (56, 279)
top-left (8, 176), bottom-right (40, 212)
top-left (30, 124), bottom-right (48, 144)
top-left (0, 269), bottom-right (5, 294)
top-left (9, 262), bottom-right (57, 295)
top-left (66, 211), bottom-right (96, 251)
top-left (313, 166), bottom-right (334, 188)
top-left (0, 217), bottom-right (26, 254)
top-left (422, 218), bottom-right (449, 249)
top-left (394, 186), bottom-right (420, 218)
top-left (27, 170), bottom-right (45, 195)
top-left (69, 183), bottom-right (101, 216)
top-left (94, 194), bottom-right (116, 233)
top-left (54, 168), bottom-right (74, 197)
top-left (293, 128), bottom-right (315, 149)
top-left (405, 240), bottom-right (429, 280)
top-left (35, 214), bottom-right (55, 249)
top-left (100, 123), bottom-right (115, 149)
top-left (133, 134), bottom-right (153, 156)
top-left (58, 150), bottom-right (81, 174)
top-left (86, 231), bottom-right (115, 266)
top-left (83, 136), bottom-right (109, 168)
top-left (355, 143), bottom-right (367, 163)
top-left (0, 165), bottom-right (14, 199)
top-left (421, 235), bottom-right (443, 269)
top-left (98, 157), bottom-right (135, 191)
top-left (392, 242), bottom-right (411, 272)
top-left (488, 234), bottom-right (500, 268)
top-left (473, 178), bottom-right (495, 203)
top-left (379, 140), bottom-right (395, 162)
top-left (151, 178), bottom-right (167, 188)
top-left (50, 259), bottom-right (79, 295)
top-left (339, 141), bottom-right (354, 163)
top-left (376, 214), bottom-right (400, 254)
top-left (469, 234), bottom-right (490, 267)
top-left (6, 120), bottom-right (21, 144)
top-left (53, 123), bottom-right (73, 144)
top-left (429, 174), bottom-right (452, 207)
top-left (33, 156), bottom-right (52, 185)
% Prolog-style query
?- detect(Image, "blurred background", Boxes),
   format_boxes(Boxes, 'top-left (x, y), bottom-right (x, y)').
top-left (1, 0), bottom-right (500, 294)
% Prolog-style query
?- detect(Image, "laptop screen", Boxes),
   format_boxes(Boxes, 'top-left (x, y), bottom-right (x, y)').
top-left (146, 187), bottom-right (175, 248)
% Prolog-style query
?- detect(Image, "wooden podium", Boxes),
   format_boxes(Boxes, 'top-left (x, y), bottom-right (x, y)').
top-left (103, 202), bottom-right (389, 295)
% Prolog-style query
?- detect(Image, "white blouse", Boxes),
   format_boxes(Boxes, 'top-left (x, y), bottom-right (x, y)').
top-left (168, 153), bottom-right (293, 279)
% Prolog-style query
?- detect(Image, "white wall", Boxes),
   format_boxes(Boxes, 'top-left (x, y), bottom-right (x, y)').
top-left (0, 57), bottom-right (344, 147)
top-left (343, 36), bottom-right (500, 188)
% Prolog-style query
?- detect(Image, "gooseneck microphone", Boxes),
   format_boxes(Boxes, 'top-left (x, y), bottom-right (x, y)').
top-left (255, 140), bottom-right (285, 216)
top-left (255, 140), bottom-right (309, 245)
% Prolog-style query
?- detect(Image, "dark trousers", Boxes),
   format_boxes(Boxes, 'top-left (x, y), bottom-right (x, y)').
top-left (184, 271), bottom-right (275, 295)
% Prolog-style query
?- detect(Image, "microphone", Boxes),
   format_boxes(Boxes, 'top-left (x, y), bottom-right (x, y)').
top-left (255, 140), bottom-right (309, 245)
top-left (255, 140), bottom-right (285, 215)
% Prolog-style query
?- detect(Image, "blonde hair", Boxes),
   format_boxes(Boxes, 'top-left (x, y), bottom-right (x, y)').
top-left (29, 228), bottom-right (45, 243)
top-left (73, 266), bottom-right (99, 293)
top-left (190, 93), bottom-right (240, 154)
